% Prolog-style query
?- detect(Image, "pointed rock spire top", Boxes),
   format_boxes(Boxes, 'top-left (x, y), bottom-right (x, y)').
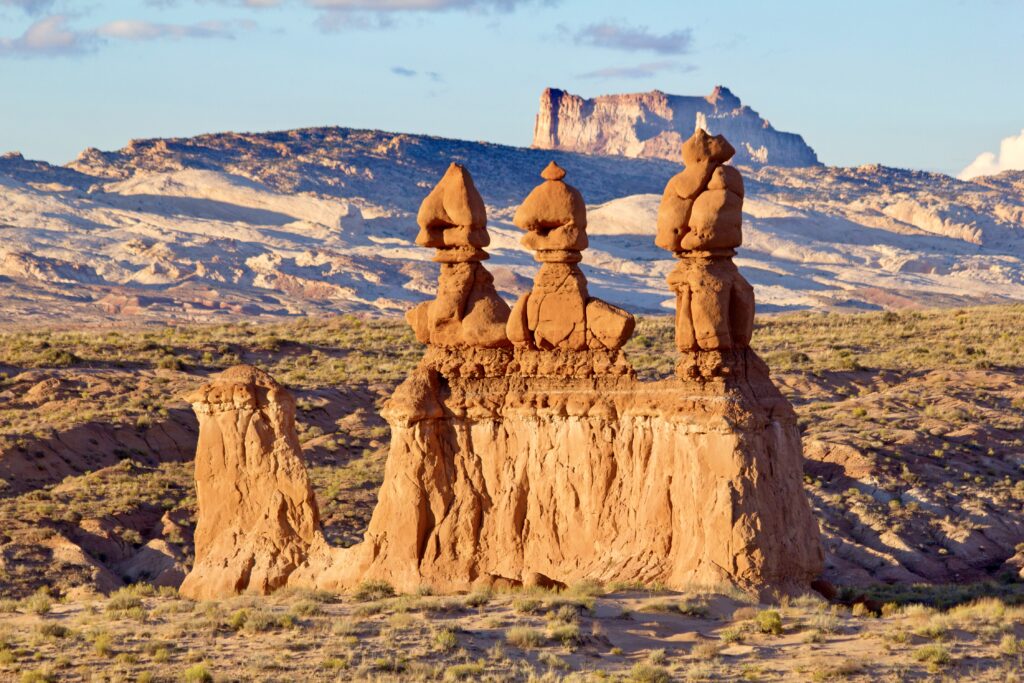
top-left (541, 161), bottom-right (566, 181)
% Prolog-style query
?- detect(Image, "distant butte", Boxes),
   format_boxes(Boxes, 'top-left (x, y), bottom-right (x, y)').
top-left (532, 86), bottom-right (820, 168)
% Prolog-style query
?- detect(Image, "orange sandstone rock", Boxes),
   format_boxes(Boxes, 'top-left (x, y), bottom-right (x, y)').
top-left (178, 365), bottom-right (325, 600)
top-left (183, 158), bottom-right (821, 603)
top-left (508, 162), bottom-right (634, 351)
top-left (313, 346), bottom-right (822, 598)
top-left (657, 129), bottom-right (754, 352)
top-left (406, 163), bottom-right (511, 348)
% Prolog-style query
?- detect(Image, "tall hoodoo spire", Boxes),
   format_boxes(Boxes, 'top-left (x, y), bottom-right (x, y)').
top-left (656, 128), bottom-right (755, 375)
top-left (506, 161), bottom-right (635, 351)
top-left (406, 162), bottom-right (511, 348)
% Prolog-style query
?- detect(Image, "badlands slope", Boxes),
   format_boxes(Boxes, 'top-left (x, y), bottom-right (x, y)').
top-left (1, 128), bottom-right (1023, 323)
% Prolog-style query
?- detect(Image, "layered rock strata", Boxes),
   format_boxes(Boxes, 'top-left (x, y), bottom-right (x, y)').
top-left (296, 344), bottom-right (823, 598)
top-left (178, 365), bottom-right (324, 600)
top-left (532, 86), bottom-right (820, 167)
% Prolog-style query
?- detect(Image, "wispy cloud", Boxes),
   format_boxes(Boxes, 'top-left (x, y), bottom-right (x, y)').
top-left (0, 14), bottom-right (248, 57)
top-left (311, 0), bottom-right (555, 31)
top-left (391, 65), bottom-right (442, 81)
top-left (0, 0), bottom-right (55, 15)
top-left (311, 0), bottom-right (543, 10)
top-left (573, 21), bottom-right (693, 55)
top-left (97, 20), bottom-right (241, 41)
top-left (0, 14), bottom-right (93, 56)
top-left (577, 61), bottom-right (694, 80)
top-left (959, 129), bottom-right (1024, 180)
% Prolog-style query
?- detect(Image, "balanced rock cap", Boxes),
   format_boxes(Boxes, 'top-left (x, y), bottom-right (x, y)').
top-left (681, 128), bottom-right (736, 166)
top-left (513, 161), bottom-right (587, 232)
top-left (417, 162), bottom-right (487, 231)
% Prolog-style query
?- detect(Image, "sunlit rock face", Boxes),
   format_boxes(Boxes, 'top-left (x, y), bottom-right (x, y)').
top-left (532, 86), bottom-right (820, 168)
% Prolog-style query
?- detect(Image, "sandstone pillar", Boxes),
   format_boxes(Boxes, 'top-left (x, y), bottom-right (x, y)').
top-left (179, 365), bottom-right (325, 600)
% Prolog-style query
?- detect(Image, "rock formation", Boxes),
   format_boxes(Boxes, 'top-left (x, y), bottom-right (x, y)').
top-left (405, 163), bottom-right (512, 348)
top-left (184, 157), bottom-right (823, 601)
top-left (656, 128), bottom-right (756, 368)
top-left (506, 161), bottom-right (635, 351)
top-left (178, 365), bottom-right (324, 600)
top-left (532, 86), bottom-right (820, 168)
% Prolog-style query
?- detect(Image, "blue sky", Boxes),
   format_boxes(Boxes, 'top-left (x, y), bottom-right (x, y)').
top-left (0, 0), bottom-right (1022, 175)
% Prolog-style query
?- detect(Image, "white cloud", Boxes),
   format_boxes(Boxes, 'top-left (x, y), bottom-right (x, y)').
top-left (0, 14), bottom-right (93, 56)
top-left (577, 61), bottom-right (695, 80)
top-left (573, 21), bottom-right (693, 55)
top-left (959, 129), bottom-right (1024, 180)
top-left (0, 14), bottom-right (247, 57)
top-left (311, 0), bottom-right (535, 9)
top-left (97, 20), bottom-right (238, 41)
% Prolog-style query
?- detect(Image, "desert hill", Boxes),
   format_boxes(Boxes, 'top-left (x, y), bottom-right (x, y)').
top-left (2, 129), bottom-right (1024, 324)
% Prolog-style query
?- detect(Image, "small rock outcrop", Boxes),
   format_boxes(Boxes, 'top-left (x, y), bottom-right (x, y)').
top-left (178, 365), bottom-right (325, 600)
top-left (506, 161), bottom-right (635, 351)
top-left (532, 86), bottom-right (820, 167)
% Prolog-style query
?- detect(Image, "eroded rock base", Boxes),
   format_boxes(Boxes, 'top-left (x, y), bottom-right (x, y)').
top-left (293, 348), bottom-right (823, 598)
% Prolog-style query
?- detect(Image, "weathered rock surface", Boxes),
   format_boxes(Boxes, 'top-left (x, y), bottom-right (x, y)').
top-left (298, 346), bottom-right (823, 598)
top-left (178, 365), bottom-right (325, 600)
top-left (658, 129), bottom-right (756, 354)
top-left (533, 86), bottom-right (820, 168)
top-left (507, 162), bottom-right (635, 351)
top-left (405, 163), bottom-right (512, 348)
top-left (185, 156), bottom-right (822, 600)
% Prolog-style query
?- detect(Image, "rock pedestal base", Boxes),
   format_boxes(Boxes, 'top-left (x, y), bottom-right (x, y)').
top-left (294, 348), bottom-right (823, 598)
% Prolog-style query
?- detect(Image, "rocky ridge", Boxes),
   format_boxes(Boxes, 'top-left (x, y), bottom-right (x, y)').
top-left (1, 128), bottom-right (1024, 323)
top-left (532, 86), bottom-right (820, 167)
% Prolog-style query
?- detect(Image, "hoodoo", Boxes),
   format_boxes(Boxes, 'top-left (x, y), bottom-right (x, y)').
top-left (185, 139), bottom-right (823, 598)
top-left (178, 365), bottom-right (324, 600)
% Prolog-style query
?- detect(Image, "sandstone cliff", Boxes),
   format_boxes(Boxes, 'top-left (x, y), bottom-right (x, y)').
top-left (532, 86), bottom-right (820, 168)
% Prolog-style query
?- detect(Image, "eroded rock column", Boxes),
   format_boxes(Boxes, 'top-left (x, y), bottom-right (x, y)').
top-left (507, 162), bottom-right (635, 351)
top-left (179, 365), bottom-right (325, 600)
top-left (405, 162), bottom-right (511, 349)
top-left (657, 129), bottom-right (755, 375)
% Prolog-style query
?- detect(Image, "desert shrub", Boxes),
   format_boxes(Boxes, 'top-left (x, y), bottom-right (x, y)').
top-left (506, 626), bottom-right (545, 649)
top-left (755, 609), bottom-right (783, 635)
top-left (915, 643), bottom-right (951, 669)
top-left (23, 589), bottom-right (52, 615)
top-left (513, 597), bottom-right (543, 614)
top-left (434, 627), bottom-right (457, 652)
top-left (353, 580), bottom-right (395, 602)
top-left (107, 591), bottom-right (144, 613)
top-left (720, 626), bottom-right (744, 643)
top-left (19, 671), bottom-right (56, 683)
top-left (628, 663), bottom-right (671, 683)
top-left (288, 600), bottom-right (323, 617)
top-left (691, 641), bottom-right (723, 660)
top-left (464, 589), bottom-right (490, 608)
top-left (547, 622), bottom-right (581, 647)
top-left (93, 632), bottom-right (114, 657)
top-left (443, 661), bottom-right (485, 681)
top-left (182, 663), bottom-right (213, 683)
top-left (36, 622), bottom-right (69, 638)
top-left (999, 634), bottom-right (1022, 656)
